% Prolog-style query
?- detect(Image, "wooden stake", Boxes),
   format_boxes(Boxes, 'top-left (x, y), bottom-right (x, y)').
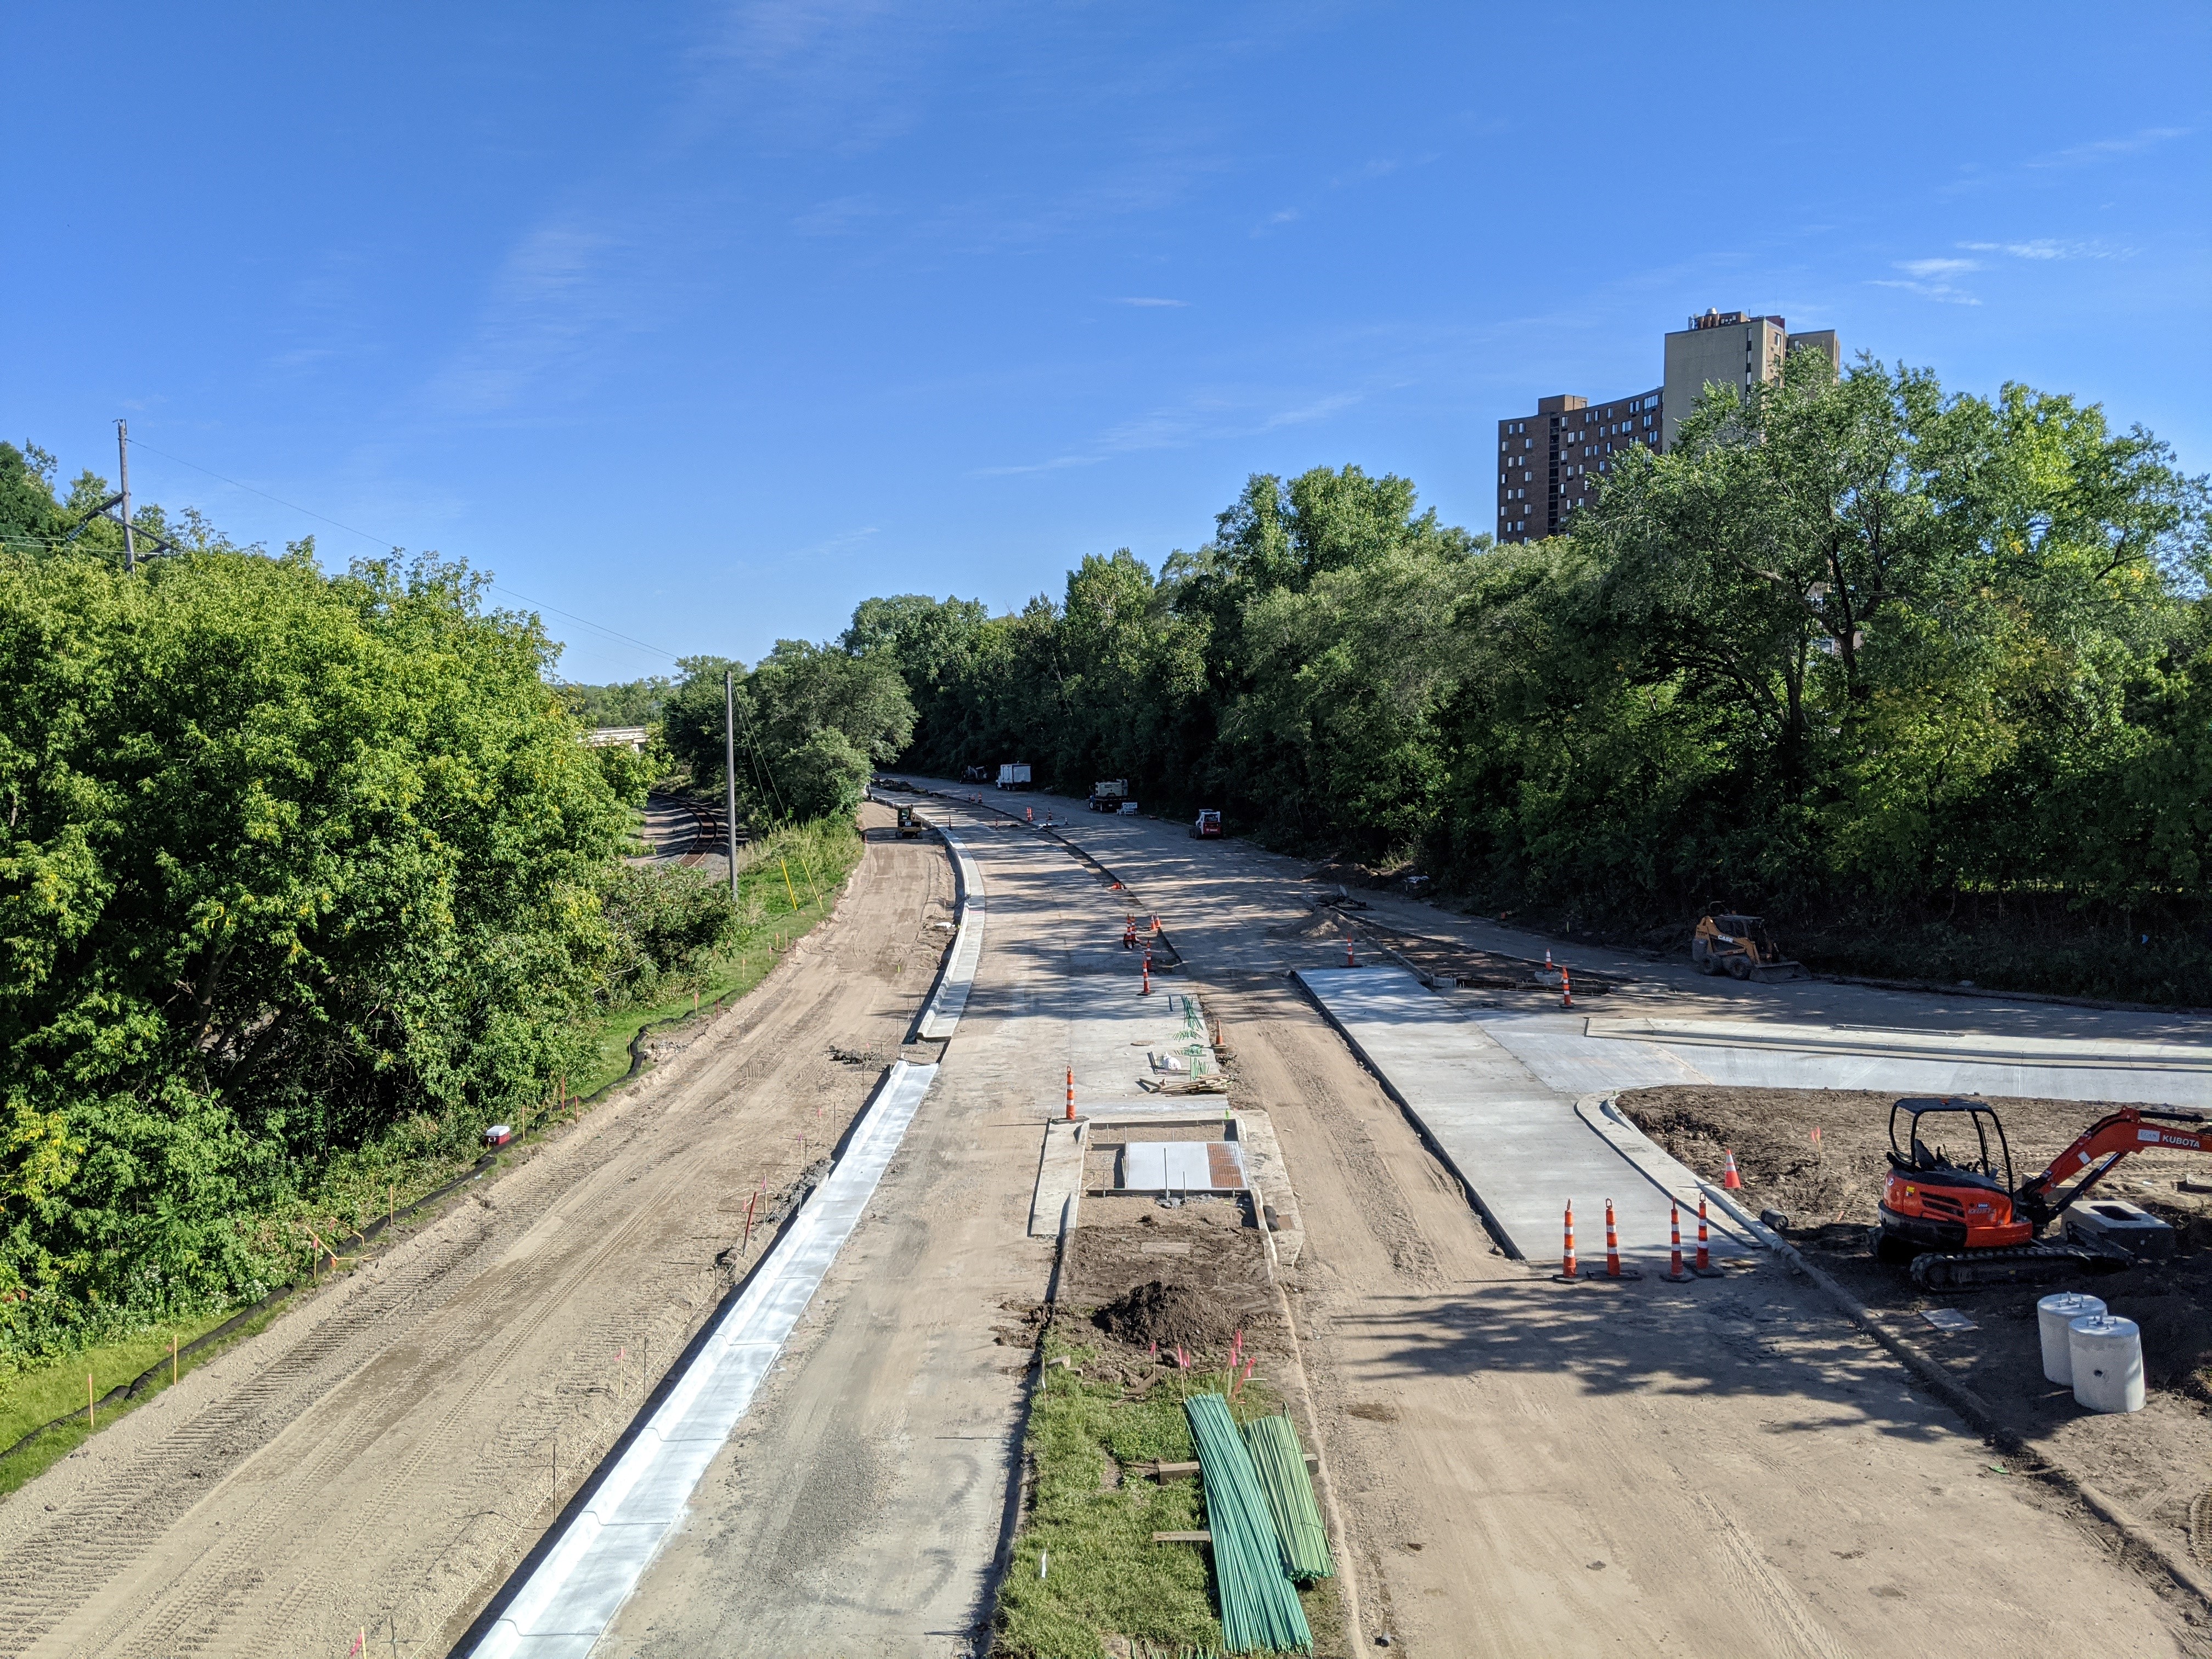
top-left (88, 1370), bottom-right (94, 1429)
top-left (390, 1183), bottom-right (396, 1227)
top-left (171, 1330), bottom-right (178, 1386)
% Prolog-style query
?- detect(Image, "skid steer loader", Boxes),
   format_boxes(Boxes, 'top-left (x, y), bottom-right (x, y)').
top-left (1691, 911), bottom-right (1808, 982)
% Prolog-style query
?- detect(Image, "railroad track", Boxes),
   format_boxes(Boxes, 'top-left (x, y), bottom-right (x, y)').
top-left (644, 791), bottom-right (742, 867)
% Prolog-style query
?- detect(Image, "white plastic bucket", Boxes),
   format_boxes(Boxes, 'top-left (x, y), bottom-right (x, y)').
top-left (2068, 1314), bottom-right (2145, 1414)
top-left (2036, 1293), bottom-right (2107, 1384)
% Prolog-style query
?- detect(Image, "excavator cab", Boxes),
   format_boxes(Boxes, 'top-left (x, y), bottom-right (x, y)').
top-left (1876, 1098), bottom-right (2207, 1289)
top-left (1878, 1098), bottom-right (2031, 1257)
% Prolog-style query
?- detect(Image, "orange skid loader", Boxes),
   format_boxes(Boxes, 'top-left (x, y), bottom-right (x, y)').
top-left (1691, 911), bottom-right (1807, 982)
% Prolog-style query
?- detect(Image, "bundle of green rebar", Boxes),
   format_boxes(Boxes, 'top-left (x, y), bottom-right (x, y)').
top-left (1184, 1393), bottom-right (1312, 1654)
top-left (1241, 1414), bottom-right (1335, 1581)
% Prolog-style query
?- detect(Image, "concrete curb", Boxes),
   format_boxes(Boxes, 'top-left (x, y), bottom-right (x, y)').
top-left (917, 817), bottom-right (984, 1041)
top-left (1569, 1094), bottom-right (1759, 1252)
top-left (464, 1060), bottom-right (941, 1658)
top-left (1770, 1235), bottom-right (2212, 1616)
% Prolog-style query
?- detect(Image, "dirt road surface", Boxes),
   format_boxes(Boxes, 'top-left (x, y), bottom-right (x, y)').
top-left (596, 802), bottom-right (1126, 1657)
top-left (907, 780), bottom-right (2208, 1656)
top-left (0, 805), bottom-right (948, 1659)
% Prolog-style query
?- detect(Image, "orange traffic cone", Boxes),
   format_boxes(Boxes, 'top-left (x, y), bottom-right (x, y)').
top-left (1545, 948), bottom-right (1553, 969)
top-left (1664, 1203), bottom-right (1694, 1283)
top-left (1555, 1201), bottom-right (1579, 1282)
top-left (1604, 1199), bottom-right (1622, 1277)
top-left (1026, 805), bottom-right (1034, 823)
top-left (1560, 964), bottom-right (1573, 1009)
top-left (1722, 1149), bottom-right (1742, 1190)
top-left (1696, 1198), bottom-right (1719, 1276)
top-left (1065, 1068), bottom-right (1076, 1122)
top-left (1345, 938), bottom-right (1357, 967)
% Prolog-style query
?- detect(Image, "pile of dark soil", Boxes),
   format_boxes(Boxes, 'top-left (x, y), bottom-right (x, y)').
top-left (1091, 1280), bottom-right (1235, 1351)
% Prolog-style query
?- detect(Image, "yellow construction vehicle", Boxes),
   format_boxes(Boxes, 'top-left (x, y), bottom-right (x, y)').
top-left (1691, 910), bottom-right (1807, 981)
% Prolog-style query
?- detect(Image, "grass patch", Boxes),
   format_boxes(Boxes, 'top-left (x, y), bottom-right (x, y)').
top-left (577, 817), bottom-right (867, 1098)
top-left (995, 1328), bottom-right (1335, 1659)
top-left (0, 1297), bottom-right (292, 1499)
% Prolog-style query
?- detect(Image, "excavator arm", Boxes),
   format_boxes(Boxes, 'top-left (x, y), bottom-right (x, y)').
top-left (2015, 1106), bottom-right (2208, 1227)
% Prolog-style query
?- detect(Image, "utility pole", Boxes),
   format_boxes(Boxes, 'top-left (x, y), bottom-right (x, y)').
top-left (116, 420), bottom-right (135, 574)
top-left (723, 670), bottom-right (740, 901)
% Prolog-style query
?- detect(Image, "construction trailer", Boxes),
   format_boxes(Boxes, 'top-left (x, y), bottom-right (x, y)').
top-left (996, 763), bottom-right (1033, 791)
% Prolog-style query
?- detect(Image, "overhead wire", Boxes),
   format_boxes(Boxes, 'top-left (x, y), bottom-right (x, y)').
top-left (115, 434), bottom-right (686, 667)
top-left (70, 433), bottom-right (847, 892)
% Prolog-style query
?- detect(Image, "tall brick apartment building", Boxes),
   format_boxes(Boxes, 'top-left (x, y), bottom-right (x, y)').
top-left (1495, 309), bottom-right (1839, 543)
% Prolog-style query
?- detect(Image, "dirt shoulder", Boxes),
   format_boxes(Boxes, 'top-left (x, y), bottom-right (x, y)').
top-left (0, 803), bottom-right (950, 1659)
top-left (1623, 1084), bottom-right (2212, 1581)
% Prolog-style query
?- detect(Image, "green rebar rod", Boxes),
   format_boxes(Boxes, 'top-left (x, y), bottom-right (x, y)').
top-left (1242, 1414), bottom-right (1335, 1581)
top-left (1185, 1393), bottom-right (1311, 1654)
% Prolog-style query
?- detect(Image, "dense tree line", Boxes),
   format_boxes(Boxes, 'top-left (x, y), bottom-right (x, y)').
top-left (558, 675), bottom-right (673, 729)
top-left (657, 643), bottom-right (915, 822)
top-left (0, 445), bottom-right (751, 1359)
top-left (847, 357), bottom-right (2211, 997)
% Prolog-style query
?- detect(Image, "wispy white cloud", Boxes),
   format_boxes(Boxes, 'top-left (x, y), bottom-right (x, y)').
top-left (1871, 258), bottom-right (1982, 304)
top-left (2028, 125), bottom-right (2191, 168)
top-left (1957, 238), bottom-right (2121, 261)
top-left (730, 523), bottom-right (882, 578)
top-left (972, 385), bottom-right (1367, 477)
top-left (425, 224), bottom-right (641, 415)
top-left (1111, 296), bottom-right (1189, 308)
top-left (1897, 257), bottom-right (1980, 278)
top-left (793, 194), bottom-right (887, 236)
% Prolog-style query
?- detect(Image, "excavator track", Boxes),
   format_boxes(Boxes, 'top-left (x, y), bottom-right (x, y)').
top-left (1909, 1241), bottom-right (2130, 1291)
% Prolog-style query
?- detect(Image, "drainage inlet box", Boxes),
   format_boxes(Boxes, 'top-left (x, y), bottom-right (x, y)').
top-left (2063, 1199), bottom-right (2174, 1262)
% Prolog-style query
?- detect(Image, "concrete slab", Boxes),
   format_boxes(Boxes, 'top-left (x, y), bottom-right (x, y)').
top-left (1029, 1119), bottom-right (1087, 1238)
top-left (1296, 967), bottom-right (1748, 1264)
top-left (467, 1060), bottom-right (939, 1659)
top-left (1122, 1140), bottom-right (1243, 1190)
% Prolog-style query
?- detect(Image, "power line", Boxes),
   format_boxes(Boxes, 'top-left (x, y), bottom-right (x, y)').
top-left (118, 433), bottom-right (687, 665)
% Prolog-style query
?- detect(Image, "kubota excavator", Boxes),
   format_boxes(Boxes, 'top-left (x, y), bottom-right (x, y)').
top-left (1876, 1096), bottom-right (2208, 1289)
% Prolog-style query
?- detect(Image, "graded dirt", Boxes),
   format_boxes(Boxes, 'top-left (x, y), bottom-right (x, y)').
top-left (0, 807), bottom-right (950, 1659)
top-left (1623, 1084), bottom-right (2212, 1583)
top-left (939, 777), bottom-right (2212, 1656)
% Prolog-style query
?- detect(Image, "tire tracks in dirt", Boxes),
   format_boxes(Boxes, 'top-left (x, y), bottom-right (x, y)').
top-left (0, 811), bottom-right (949, 1659)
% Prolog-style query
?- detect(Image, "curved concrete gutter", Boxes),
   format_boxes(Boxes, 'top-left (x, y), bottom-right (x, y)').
top-left (1572, 1094), bottom-right (1761, 1249)
top-left (918, 816), bottom-right (984, 1041)
top-left (466, 1059), bottom-right (939, 1659)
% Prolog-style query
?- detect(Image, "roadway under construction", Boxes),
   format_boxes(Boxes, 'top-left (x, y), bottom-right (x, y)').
top-left (2, 791), bottom-right (2208, 1657)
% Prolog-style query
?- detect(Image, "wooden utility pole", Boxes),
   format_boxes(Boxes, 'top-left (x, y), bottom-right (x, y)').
top-left (723, 670), bottom-right (740, 901)
top-left (116, 420), bottom-right (135, 573)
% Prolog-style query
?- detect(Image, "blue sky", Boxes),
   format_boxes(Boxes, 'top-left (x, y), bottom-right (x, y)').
top-left (5, 2), bottom-right (2207, 684)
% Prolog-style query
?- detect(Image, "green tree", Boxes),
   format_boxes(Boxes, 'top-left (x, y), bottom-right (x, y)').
top-left (1, 532), bottom-right (633, 1341)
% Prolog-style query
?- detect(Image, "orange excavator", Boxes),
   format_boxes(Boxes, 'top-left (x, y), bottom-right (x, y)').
top-left (1876, 1097), bottom-right (2208, 1289)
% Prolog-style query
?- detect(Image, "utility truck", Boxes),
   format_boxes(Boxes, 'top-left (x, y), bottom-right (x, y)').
top-left (1089, 779), bottom-right (1133, 812)
top-left (996, 763), bottom-right (1032, 790)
